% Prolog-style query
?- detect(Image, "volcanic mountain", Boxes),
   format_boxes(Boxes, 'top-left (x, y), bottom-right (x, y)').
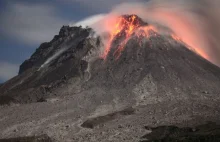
top-left (0, 15), bottom-right (220, 141)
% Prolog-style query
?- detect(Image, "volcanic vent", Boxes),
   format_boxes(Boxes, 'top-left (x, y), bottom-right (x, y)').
top-left (102, 15), bottom-right (157, 60)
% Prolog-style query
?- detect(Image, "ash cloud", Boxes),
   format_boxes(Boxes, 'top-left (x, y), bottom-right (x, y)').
top-left (111, 0), bottom-right (220, 66)
top-left (73, 0), bottom-right (220, 67)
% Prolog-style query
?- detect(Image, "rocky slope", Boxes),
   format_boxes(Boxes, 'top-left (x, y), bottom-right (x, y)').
top-left (0, 25), bottom-right (100, 104)
top-left (0, 15), bottom-right (220, 141)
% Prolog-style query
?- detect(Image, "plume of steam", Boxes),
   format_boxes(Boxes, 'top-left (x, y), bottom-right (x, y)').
top-left (70, 14), bottom-right (106, 28)
top-left (38, 47), bottom-right (69, 70)
top-left (72, 0), bottom-right (220, 67)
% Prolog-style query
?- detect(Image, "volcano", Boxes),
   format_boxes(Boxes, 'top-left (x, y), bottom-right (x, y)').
top-left (0, 15), bottom-right (220, 141)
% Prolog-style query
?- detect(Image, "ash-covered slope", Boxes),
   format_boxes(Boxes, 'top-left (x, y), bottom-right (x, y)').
top-left (0, 15), bottom-right (220, 141)
top-left (0, 15), bottom-right (219, 105)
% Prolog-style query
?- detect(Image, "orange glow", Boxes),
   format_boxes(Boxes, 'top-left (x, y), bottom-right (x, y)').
top-left (171, 33), bottom-right (208, 59)
top-left (102, 15), bottom-right (141, 59)
top-left (100, 14), bottom-right (208, 61)
top-left (171, 34), bottom-right (182, 42)
top-left (101, 15), bottom-right (157, 59)
top-left (135, 26), bottom-right (158, 46)
top-left (149, 9), bottom-right (209, 60)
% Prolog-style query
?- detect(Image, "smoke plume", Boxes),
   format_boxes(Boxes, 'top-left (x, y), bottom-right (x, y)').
top-left (38, 47), bottom-right (69, 70)
top-left (73, 0), bottom-right (220, 66)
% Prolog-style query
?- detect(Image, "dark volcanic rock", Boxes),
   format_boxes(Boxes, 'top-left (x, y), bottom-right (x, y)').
top-left (0, 134), bottom-right (53, 142)
top-left (0, 95), bottom-right (17, 105)
top-left (18, 26), bottom-right (94, 75)
top-left (81, 107), bottom-right (135, 129)
top-left (141, 122), bottom-right (220, 142)
top-left (19, 42), bottom-right (52, 75)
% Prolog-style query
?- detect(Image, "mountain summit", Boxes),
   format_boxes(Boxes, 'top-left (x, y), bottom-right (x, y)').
top-left (0, 15), bottom-right (220, 141)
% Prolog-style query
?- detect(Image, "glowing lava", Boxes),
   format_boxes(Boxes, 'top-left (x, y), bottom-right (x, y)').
top-left (102, 15), bottom-right (189, 60)
top-left (101, 15), bottom-right (160, 60)
top-left (102, 15), bottom-right (140, 59)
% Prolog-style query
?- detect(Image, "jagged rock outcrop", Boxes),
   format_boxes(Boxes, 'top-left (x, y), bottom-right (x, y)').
top-left (0, 25), bottom-right (100, 104)
top-left (19, 26), bottom-right (94, 74)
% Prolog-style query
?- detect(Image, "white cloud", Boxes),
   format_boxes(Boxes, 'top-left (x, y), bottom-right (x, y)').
top-left (0, 62), bottom-right (19, 81)
top-left (0, 3), bottom-right (69, 45)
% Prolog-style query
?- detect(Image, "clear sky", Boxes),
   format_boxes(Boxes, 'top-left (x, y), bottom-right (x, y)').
top-left (0, 0), bottom-right (145, 83)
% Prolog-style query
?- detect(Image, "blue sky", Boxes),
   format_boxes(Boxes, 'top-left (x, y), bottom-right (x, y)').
top-left (0, 0), bottom-right (145, 83)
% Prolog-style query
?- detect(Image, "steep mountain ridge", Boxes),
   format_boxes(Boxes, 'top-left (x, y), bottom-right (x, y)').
top-left (0, 26), bottom-right (101, 104)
